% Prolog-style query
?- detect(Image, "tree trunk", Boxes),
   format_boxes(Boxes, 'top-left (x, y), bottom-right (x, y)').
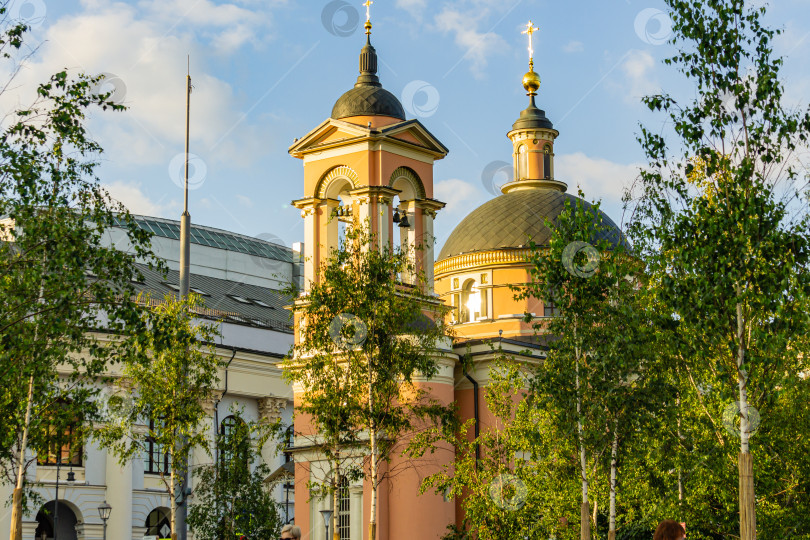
top-left (736, 299), bottom-right (756, 540)
top-left (9, 374), bottom-right (34, 540)
top-left (333, 470), bottom-right (340, 540)
top-left (369, 423), bottom-right (378, 540)
top-left (171, 460), bottom-right (178, 540)
top-left (367, 352), bottom-right (377, 540)
top-left (739, 452), bottom-right (756, 540)
top-left (609, 423), bottom-right (619, 540)
top-left (580, 502), bottom-right (592, 540)
top-left (575, 341), bottom-right (591, 540)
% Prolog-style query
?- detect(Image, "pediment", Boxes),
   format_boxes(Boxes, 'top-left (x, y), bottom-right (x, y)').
top-left (290, 118), bottom-right (448, 159)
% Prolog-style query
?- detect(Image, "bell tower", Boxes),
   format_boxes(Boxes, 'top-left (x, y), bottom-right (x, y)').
top-left (287, 10), bottom-right (455, 540)
top-left (290, 15), bottom-right (448, 294)
top-left (502, 21), bottom-right (566, 194)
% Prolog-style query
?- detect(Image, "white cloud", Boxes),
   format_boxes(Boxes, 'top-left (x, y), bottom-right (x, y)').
top-left (236, 194), bottom-right (254, 208)
top-left (555, 152), bottom-right (641, 209)
top-left (563, 41), bottom-right (584, 53)
top-left (434, 6), bottom-right (507, 78)
top-left (0, 1), bottom-right (275, 171)
top-left (103, 180), bottom-right (175, 217)
top-left (434, 177), bottom-right (481, 217)
top-left (396, 0), bottom-right (428, 19)
top-left (619, 49), bottom-right (659, 103)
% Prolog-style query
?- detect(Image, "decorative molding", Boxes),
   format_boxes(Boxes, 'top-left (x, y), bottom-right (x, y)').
top-left (435, 248), bottom-right (534, 277)
top-left (200, 391), bottom-right (220, 416)
top-left (316, 165), bottom-right (359, 199)
top-left (389, 166), bottom-right (426, 199)
top-left (257, 396), bottom-right (288, 424)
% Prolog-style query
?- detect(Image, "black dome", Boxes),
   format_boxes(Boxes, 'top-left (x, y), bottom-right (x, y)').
top-left (331, 85), bottom-right (406, 120)
top-left (437, 189), bottom-right (627, 261)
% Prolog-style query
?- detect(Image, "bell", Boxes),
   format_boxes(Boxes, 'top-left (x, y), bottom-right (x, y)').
top-left (399, 214), bottom-right (410, 228)
top-left (392, 209), bottom-right (401, 223)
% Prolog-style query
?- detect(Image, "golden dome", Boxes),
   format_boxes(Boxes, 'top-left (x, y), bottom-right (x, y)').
top-left (522, 69), bottom-right (540, 95)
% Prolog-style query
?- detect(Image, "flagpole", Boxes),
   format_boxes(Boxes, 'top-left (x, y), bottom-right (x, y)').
top-left (175, 56), bottom-right (192, 540)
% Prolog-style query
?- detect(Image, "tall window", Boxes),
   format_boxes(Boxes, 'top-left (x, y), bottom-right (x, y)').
top-left (220, 415), bottom-right (249, 469)
top-left (544, 297), bottom-right (560, 317)
top-left (517, 144), bottom-right (528, 180)
top-left (37, 401), bottom-right (82, 466)
top-left (337, 476), bottom-right (351, 540)
top-left (543, 146), bottom-right (552, 179)
top-left (144, 419), bottom-right (168, 474)
top-left (283, 426), bottom-right (294, 490)
top-left (460, 279), bottom-right (485, 322)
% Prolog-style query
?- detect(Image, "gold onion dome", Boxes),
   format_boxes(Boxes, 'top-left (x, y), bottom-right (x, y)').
top-left (522, 66), bottom-right (541, 95)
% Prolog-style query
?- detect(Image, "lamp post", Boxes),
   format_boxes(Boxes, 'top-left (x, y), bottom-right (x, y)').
top-left (319, 509), bottom-right (333, 540)
top-left (97, 501), bottom-right (112, 540)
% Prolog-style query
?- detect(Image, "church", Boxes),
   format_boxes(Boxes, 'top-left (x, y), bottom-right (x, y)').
top-left (1, 9), bottom-right (626, 540)
top-left (286, 11), bottom-right (624, 540)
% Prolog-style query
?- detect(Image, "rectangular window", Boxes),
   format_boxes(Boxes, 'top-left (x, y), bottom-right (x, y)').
top-left (544, 298), bottom-right (560, 317)
top-left (36, 402), bottom-right (82, 466)
top-left (337, 478), bottom-right (351, 540)
top-left (144, 420), bottom-right (169, 475)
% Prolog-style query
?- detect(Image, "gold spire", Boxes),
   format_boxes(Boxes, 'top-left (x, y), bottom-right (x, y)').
top-left (521, 20), bottom-right (540, 96)
top-left (363, 0), bottom-right (373, 35)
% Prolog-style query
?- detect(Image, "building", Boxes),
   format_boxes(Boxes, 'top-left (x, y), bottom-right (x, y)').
top-left (2, 11), bottom-right (627, 540)
top-left (0, 216), bottom-right (299, 540)
top-left (288, 15), bottom-right (625, 540)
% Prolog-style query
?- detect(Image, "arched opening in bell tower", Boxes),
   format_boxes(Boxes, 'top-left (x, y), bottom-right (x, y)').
top-left (318, 167), bottom-right (358, 256)
top-left (389, 167), bottom-right (425, 285)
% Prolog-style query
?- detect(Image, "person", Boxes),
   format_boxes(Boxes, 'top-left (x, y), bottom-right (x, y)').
top-left (280, 524), bottom-right (302, 540)
top-left (654, 520), bottom-right (686, 540)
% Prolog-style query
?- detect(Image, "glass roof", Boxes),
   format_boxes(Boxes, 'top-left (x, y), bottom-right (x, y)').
top-left (116, 216), bottom-right (293, 263)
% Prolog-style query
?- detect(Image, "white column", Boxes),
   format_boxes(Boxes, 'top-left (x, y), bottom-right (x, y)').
top-left (349, 485), bottom-right (363, 540)
top-left (302, 208), bottom-right (316, 291)
top-left (421, 210), bottom-right (435, 294)
top-left (105, 452), bottom-right (133, 539)
top-left (377, 198), bottom-right (390, 250)
top-left (355, 196), bottom-right (371, 253)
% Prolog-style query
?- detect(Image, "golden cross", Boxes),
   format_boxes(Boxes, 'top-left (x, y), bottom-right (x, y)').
top-left (522, 20), bottom-right (539, 63)
top-left (363, 0), bottom-right (373, 22)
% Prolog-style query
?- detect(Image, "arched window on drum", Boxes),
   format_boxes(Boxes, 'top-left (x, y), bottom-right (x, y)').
top-left (517, 144), bottom-right (528, 180)
top-left (460, 278), bottom-right (487, 323)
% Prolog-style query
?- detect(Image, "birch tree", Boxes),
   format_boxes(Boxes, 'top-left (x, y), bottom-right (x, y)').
top-left (94, 295), bottom-right (220, 540)
top-left (0, 3), bottom-right (158, 536)
top-left (627, 1), bottom-right (810, 538)
top-left (517, 194), bottom-right (665, 539)
top-left (284, 225), bottom-right (452, 540)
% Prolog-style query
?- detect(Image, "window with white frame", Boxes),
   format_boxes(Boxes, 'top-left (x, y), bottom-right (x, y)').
top-left (337, 476), bottom-right (351, 540)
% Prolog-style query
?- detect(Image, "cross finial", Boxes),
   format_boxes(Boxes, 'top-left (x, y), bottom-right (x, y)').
top-left (522, 20), bottom-right (539, 69)
top-left (364, 0), bottom-right (373, 22)
top-left (363, 0), bottom-right (373, 35)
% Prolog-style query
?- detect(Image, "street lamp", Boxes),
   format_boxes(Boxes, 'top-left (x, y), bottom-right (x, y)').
top-left (319, 509), bottom-right (333, 540)
top-left (97, 501), bottom-right (112, 540)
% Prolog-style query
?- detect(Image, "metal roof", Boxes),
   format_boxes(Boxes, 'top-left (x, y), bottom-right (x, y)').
top-left (437, 189), bottom-right (628, 261)
top-left (132, 263), bottom-right (294, 334)
top-left (116, 215), bottom-right (294, 263)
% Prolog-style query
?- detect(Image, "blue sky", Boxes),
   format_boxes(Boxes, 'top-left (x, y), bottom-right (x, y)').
top-left (5, 0), bottom-right (810, 253)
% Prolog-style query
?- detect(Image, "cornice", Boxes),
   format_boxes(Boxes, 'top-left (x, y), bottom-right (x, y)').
top-left (434, 249), bottom-right (534, 278)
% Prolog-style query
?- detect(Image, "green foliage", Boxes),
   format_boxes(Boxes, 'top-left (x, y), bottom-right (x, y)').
top-left (188, 410), bottom-right (283, 540)
top-left (283, 224), bottom-right (454, 500)
top-left (626, 0), bottom-right (810, 537)
top-left (0, 0), bottom-right (160, 505)
top-left (94, 295), bottom-right (221, 536)
top-left (515, 193), bottom-right (672, 536)
top-left (424, 359), bottom-right (580, 540)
